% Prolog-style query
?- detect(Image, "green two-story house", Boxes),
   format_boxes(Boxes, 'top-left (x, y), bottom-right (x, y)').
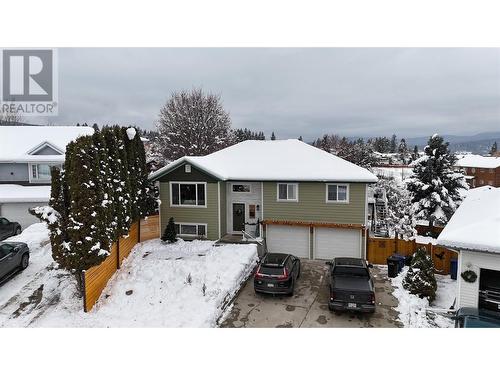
top-left (149, 139), bottom-right (377, 260)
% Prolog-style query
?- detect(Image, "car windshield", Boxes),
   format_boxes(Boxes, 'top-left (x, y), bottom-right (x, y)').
top-left (333, 266), bottom-right (368, 277)
top-left (259, 266), bottom-right (284, 276)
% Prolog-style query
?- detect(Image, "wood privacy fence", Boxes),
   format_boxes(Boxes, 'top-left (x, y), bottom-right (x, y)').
top-left (82, 215), bottom-right (160, 312)
top-left (366, 236), bottom-right (458, 275)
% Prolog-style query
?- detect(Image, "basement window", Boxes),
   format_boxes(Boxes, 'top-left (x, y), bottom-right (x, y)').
top-left (174, 223), bottom-right (207, 237)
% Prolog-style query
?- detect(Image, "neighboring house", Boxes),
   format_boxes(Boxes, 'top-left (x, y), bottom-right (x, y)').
top-left (437, 186), bottom-right (500, 312)
top-left (150, 139), bottom-right (378, 260)
top-left (0, 125), bottom-right (94, 229)
top-left (455, 154), bottom-right (500, 188)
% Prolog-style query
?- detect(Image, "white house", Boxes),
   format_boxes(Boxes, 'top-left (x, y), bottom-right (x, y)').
top-left (437, 186), bottom-right (500, 312)
top-left (0, 125), bottom-right (94, 229)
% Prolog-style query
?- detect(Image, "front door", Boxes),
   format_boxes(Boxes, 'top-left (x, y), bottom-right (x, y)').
top-left (232, 203), bottom-right (245, 232)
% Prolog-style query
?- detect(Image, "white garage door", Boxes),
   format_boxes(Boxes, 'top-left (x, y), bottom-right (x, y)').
top-left (314, 227), bottom-right (361, 260)
top-left (0, 202), bottom-right (45, 230)
top-left (266, 225), bottom-right (309, 258)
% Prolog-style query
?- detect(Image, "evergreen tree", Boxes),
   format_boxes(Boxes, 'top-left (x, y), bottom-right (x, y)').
top-left (412, 145), bottom-right (419, 161)
top-left (162, 217), bottom-right (177, 243)
top-left (374, 176), bottom-right (416, 239)
top-left (390, 134), bottom-right (397, 153)
top-left (157, 88), bottom-right (232, 161)
top-left (403, 248), bottom-right (437, 302)
top-left (114, 126), bottom-right (132, 234)
top-left (271, 132), bottom-right (276, 140)
top-left (398, 138), bottom-right (409, 164)
top-left (406, 134), bottom-right (468, 232)
top-left (491, 141), bottom-right (498, 155)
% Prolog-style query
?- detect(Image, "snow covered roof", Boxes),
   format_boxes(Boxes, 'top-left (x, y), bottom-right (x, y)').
top-left (0, 126), bottom-right (94, 163)
top-left (0, 184), bottom-right (51, 203)
top-left (437, 186), bottom-right (500, 253)
top-left (455, 154), bottom-right (500, 169)
top-left (150, 139), bottom-right (378, 182)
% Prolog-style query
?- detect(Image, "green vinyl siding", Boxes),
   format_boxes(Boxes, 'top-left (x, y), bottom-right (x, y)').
top-left (263, 182), bottom-right (366, 224)
top-left (158, 162), bottom-right (218, 182)
top-left (219, 181), bottom-right (227, 237)
top-left (159, 181), bottom-right (220, 240)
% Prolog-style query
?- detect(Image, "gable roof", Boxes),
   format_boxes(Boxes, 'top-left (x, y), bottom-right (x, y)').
top-left (150, 139), bottom-right (378, 183)
top-left (455, 154), bottom-right (500, 169)
top-left (437, 186), bottom-right (500, 253)
top-left (0, 126), bottom-right (94, 163)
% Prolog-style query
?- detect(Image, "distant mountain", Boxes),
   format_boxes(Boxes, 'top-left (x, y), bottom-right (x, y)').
top-left (406, 132), bottom-right (500, 154)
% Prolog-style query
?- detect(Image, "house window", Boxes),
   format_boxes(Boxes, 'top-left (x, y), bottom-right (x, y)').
top-left (326, 184), bottom-right (349, 203)
top-left (232, 184), bottom-right (251, 193)
top-left (277, 183), bottom-right (298, 201)
top-left (30, 163), bottom-right (61, 182)
top-left (249, 204), bottom-right (256, 219)
top-left (174, 223), bottom-right (207, 237)
top-left (170, 182), bottom-right (206, 207)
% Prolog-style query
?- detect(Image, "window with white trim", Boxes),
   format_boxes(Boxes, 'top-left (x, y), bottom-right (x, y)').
top-left (174, 223), bottom-right (207, 237)
top-left (326, 184), bottom-right (349, 202)
top-left (30, 163), bottom-right (61, 182)
top-left (171, 182), bottom-right (206, 207)
top-left (277, 183), bottom-right (298, 201)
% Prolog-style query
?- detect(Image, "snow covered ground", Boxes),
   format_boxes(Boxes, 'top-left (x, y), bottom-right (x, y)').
top-left (390, 266), bottom-right (457, 328)
top-left (0, 226), bottom-right (258, 327)
top-left (372, 166), bottom-right (413, 185)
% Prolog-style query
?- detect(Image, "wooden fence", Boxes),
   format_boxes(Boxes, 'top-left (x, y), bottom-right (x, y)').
top-left (82, 215), bottom-right (160, 312)
top-left (366, 236), bottom-right (458, 275)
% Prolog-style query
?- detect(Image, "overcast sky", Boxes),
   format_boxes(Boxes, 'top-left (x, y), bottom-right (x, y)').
top-left (41, 48), bottom-right (500, 140)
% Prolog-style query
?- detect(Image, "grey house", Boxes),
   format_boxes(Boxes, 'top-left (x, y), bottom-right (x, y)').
top-left (150, 140), bottom-right (378, 260)
top-left (0, 125), bottom-right (94, 229)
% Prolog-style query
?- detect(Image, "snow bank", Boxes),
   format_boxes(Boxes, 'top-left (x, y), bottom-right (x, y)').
top-left (390, 267), bottom-right (456, 328)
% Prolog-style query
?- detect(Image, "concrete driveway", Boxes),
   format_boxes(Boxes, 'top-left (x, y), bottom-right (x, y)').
top-left (220, 260), bottom-right (403, 328)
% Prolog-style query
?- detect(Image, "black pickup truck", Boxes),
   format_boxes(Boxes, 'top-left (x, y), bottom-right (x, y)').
top-left (326, 257), bottom-right (376, 313)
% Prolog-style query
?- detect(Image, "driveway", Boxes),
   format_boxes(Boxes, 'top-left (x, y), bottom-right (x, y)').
top-left (220, 260), bottom-right (403, 328)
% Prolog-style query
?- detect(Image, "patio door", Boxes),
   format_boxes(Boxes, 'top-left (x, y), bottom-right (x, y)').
top-left (232, 203), bottom-right (245, 232)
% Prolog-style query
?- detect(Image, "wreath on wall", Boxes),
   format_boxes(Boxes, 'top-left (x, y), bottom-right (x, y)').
top-left (461, 270), bottom-right (478, 283)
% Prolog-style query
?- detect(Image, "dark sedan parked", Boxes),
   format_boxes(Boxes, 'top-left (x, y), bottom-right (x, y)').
top-left (254, 253), bottom-right (301, 296)
top-left (0, 217), bottom-right (22, 241)
top-left (0, 242), bottom-right (30, 281)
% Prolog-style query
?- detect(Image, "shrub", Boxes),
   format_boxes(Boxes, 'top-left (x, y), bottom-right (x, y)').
top-left (162, 217), bottom-right (177, 243)
top-left (402, 248), bottom-right (437, 302)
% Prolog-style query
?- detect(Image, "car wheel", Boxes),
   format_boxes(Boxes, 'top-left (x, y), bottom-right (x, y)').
top-left (297, 265), bottom-right (301, 279)
top-left (15, 227), bottom-right (21, 235)
top-left (328, 305), bottom-right (334, 312)
top-left (288, 280), bottom-right (295, 296)
top-left (21, 254), bottom-right (29, 270)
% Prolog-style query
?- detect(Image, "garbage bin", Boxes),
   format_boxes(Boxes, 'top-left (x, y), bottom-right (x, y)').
top-left (450, 258), bottom-right (458, 280)
top-left (387, 256), bottom-right (399, 278)
top-left (392, 254), bottom-right (406, 272)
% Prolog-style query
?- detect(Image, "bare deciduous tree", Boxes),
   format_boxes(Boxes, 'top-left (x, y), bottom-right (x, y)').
top-left (156, 88), bottom-right (232, 161)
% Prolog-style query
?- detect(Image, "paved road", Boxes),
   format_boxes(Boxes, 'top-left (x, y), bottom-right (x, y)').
top-left (220, 260), bottom-right (403, 328)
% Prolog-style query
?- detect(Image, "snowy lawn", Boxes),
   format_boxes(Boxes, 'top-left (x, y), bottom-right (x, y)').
top-left (390, 266), bottom-right (457, 328)
top-left (0, 226), bottom-right (258, 327)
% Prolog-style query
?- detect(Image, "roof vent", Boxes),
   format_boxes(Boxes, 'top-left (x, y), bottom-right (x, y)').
top-left (185, 164), bottom-right (191, 173)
